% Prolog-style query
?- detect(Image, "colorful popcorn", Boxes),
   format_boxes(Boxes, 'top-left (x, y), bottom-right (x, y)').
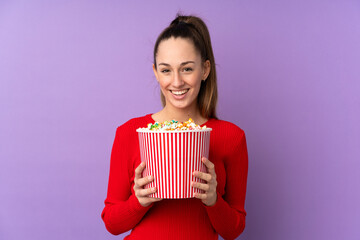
top-left (139, 118), bottom-right (208, 131)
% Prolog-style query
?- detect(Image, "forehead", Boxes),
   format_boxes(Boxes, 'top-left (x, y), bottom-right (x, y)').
top-left (156, 37), bottom-right (201, 64)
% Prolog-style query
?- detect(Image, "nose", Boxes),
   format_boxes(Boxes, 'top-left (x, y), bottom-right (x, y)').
top-left (172, 71), bottom-right (184, 88)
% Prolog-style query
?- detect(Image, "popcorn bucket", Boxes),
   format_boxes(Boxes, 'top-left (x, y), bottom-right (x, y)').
top-left (136, 129), bottom-right (212, 199)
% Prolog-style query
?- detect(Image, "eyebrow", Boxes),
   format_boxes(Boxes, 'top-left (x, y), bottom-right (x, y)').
top-left (158, 61), bottom-right (195, 67)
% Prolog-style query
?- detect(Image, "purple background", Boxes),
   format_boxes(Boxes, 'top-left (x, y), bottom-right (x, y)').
top-left (1, 0), bottom-right (359, 239)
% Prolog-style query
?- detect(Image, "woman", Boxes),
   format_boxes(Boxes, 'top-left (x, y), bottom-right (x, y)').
top-left (101, 14), bottom-right (248, 240)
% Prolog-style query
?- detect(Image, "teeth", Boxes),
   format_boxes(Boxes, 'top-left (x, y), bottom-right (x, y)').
top-left (172, 89), bottom-right (189, 95)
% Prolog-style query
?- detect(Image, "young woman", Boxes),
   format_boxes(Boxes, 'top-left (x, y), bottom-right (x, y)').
top-left (101, 15), bottom-right (248, 240)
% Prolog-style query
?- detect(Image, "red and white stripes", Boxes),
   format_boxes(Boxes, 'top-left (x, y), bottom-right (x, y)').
top-left (137, 130), bottom-right (211, 199)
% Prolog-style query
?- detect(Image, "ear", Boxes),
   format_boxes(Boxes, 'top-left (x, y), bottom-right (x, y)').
top-left (153, 64), bottom-right (159, 82)
top-left (202, 60), bottom-right (211, 81)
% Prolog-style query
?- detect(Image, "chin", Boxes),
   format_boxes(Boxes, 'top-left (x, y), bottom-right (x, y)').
top-left (170, 100), bottom-right (196, 110)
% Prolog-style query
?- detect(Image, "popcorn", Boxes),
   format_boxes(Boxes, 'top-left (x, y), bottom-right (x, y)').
top-left (139, 118), bottom-right (208, 131)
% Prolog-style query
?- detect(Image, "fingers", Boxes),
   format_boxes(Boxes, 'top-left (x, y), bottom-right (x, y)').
top-left (193, 171), bottom-right (215, 182)
top-left (192, 157), bottom-right (218, 206)
top-left (134, 162), bottom-right (146, 180)
top-left (134, 162), bottom-right (155, 189)
top-left (193, 157), bottom-right (216, 182)
top-left (135, 175), bottom-right (154, 188)
top-left (193, 187), bottom-right (217, 206)
top-left (193, 192), bottom-right (208, 200)
top-left (152, 197), bottom-right (163, 202)
top-left (133, 162), bottom-right (164, 207)
top-left (191, 181), bottom-right (210, 191)
top-left (201, 157), bottom-right (216, 174)
top-left (136, 187), bottom-right (163, 207)
top-left (143, 196), bottom-right (163, 207)
top-left (136, 186), bottom-right (157, 197)
top-left (138, 195), bottom-right (163, 207)
top-left (134, 180), bottom-right (162, 207)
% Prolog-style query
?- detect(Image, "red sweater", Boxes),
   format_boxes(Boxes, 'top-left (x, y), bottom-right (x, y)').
top-left (101, 114), bottom-right (248, 240)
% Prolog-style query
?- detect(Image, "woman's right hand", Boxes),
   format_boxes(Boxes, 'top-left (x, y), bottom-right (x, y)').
top-left (134, 162), bottom-right (163, 207)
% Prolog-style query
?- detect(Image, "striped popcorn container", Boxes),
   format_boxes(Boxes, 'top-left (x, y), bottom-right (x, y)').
top-left (136, 129), bottom-right (212, 199)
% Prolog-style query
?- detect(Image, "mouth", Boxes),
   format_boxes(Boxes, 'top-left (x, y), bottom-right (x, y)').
top-left (170, 89), bottom-right (189, 96)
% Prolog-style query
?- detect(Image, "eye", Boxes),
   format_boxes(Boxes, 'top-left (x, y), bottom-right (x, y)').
top-left (183, 67), bottom-right (193, 72)
top-left (161, 69), bottom-right (170, 73)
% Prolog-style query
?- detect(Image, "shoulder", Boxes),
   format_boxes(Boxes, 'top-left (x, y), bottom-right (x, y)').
top-left (208, 118), bottom-right (245, 139)
top-left (115, 114), bottom-right (152, 136)
top-left (208, 119), bottom-right (248, 163)
top-left (207, 118), bottom-right (246, 152)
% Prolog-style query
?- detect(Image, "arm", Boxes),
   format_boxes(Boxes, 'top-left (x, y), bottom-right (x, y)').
top-left (101, 126), bottom-right (152, 235)
top-left (205, 131), bottom-right (249, 240)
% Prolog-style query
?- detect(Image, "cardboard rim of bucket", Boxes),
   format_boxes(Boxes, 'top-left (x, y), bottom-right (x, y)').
top-left (136, 128), bottom-right (212, 133)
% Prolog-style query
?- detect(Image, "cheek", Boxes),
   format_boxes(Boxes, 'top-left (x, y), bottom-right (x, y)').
top-left (157, 76), bottom-right (169, 88)
top-left (191, 75), bottom-right (203, 88)
top-left (158, 79), bottom-right (173, 96)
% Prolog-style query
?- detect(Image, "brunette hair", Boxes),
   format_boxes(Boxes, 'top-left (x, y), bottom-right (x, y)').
top-left (153, 14), bottom-right (218, 119)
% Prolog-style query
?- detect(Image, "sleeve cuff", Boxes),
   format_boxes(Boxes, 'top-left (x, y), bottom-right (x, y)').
top-left (204, 191), bottom-right (223, 210)
top-left (129, 194), bottom-right (154, 213)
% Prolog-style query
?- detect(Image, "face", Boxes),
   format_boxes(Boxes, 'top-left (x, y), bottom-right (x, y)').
top-left (153, 37), bottom-right (210, 112)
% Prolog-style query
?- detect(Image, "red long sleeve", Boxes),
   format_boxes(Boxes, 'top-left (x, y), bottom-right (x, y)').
top-left (101, 122), bottom-right (152, 234)
top-left (205, 130), bottom-right (248, 239)
top-left (101, 114), bottom-right (248, 240)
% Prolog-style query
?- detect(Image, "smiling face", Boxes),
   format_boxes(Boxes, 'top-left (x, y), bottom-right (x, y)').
top-left (153, 37), bottom-right (210, 113)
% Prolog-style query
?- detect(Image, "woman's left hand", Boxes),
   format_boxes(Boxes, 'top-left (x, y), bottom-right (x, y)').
top-left (192, 157), bottom-right (218, 206)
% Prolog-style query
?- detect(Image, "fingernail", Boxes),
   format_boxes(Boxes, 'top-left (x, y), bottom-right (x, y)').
top-left (152, 187), bottom-right (156, 192)
top-left (148, 176), bottom-right (152, 180)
